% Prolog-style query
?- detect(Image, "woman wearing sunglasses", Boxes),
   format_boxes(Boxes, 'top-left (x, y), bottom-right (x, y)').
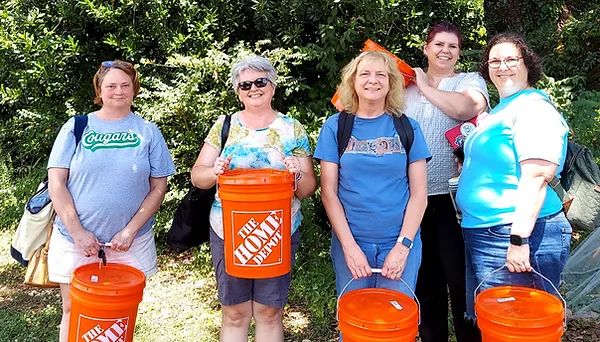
top-left (47, 60), bottom-right (175, 341)
top-left (457, 32), bottom-right (571, 329)
top-left (191, 55), bottom-right (317, 342)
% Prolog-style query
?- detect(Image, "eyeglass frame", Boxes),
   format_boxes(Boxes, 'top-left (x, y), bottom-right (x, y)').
top-left (237, 77), bottom-right (271, 91)
top-left (487, 56), bottom-right (523, 69)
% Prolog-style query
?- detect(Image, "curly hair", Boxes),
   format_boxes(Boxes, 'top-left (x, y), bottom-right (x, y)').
top-left (338, 51), bottom-right (405, 116)
top-left (479, 32), bottom-right (543, 86)
top-left (92, 60), bottom-right (140, 105)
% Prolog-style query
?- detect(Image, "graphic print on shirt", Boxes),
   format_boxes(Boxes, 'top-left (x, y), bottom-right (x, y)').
top-left (82, 130), bottom-right (141, 151)
top-left (346, 135), bottom-right (404, 156)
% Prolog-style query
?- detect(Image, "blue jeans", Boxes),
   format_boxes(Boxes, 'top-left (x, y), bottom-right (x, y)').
top-left (463, 211), bottom-right (572, 320)
top-left (331, 231), bottom-right (422, 299)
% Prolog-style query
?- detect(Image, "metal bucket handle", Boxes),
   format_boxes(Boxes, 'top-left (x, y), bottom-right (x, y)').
top-left (336, 268), bottom-right (421, 324)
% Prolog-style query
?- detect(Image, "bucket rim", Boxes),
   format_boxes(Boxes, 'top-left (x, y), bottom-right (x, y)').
top-left (71, 262), bottom-right (146, 293)
top-left (218, 168), bottom-right (294, 186)
top-left (475, 285), bottom-right (564, 327)
top-left (338, 288), bottom-right (418, 331)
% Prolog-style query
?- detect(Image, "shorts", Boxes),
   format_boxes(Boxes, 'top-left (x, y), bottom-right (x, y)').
top-left (209, 228), bottom-right (300, 308)
top-left (48, 226), bottom-right (158, 284)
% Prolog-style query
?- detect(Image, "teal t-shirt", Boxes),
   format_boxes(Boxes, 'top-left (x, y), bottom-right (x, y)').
top-left (47, 112), bottom-right (176, 242)
top-left (457, 89), bottom-right (568, 228)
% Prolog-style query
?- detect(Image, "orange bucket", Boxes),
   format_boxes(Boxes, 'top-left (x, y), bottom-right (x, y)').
top-left (218, 168), bottom-right (294, 279)
top-left (476, 286), bottom-right (565, 342)
top-left (68, 263), bottom-right (146, 342)
top-left (338, 288), bottom-right (419, 342)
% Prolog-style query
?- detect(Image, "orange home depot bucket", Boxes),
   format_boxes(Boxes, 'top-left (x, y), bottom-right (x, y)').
top-left (218, 168), bottom-right (294, 279)
top-left (475, 286), bottom-right (565, 342)
top-left (338, 288), bottom-right (419, 342)
top-left (68, 262), bottom-right (146, 342)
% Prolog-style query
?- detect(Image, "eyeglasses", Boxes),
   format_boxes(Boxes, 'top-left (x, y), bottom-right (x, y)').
top-left (101, 61), bottom-right (114, 68)
top-left (487, 56), bottom-right (523, 69)
top-left (237, 77), bottom-right (270, 91)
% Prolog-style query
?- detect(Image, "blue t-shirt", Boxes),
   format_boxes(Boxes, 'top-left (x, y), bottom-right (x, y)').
top-left (47, 112), bottom-right (176, 243)
top-left (457, 89), bottom-right (568, 228)
top-left (314, 112), bottom-right (431, 243)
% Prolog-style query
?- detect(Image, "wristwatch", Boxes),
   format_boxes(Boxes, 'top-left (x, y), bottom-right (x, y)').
top-left (510, 234), bottom-right (530, 246)
top-left (397, 236), bottom-right (413, 249)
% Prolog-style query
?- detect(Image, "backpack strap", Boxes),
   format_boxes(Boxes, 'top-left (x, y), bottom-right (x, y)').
top-left (394, 113), bottom-right (414, 178)
top-left (337, 111), bottom-right (355, 158)
top-left (74, 115), bottom-right (88, 145)
top-left (220, 114), bottom-right (232, 152)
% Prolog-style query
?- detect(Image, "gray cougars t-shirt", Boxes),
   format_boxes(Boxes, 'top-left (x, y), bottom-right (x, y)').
top-left (47, 112), bottom-right (175, 243)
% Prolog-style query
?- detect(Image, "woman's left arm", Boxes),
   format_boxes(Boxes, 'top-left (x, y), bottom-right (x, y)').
top-left (284, 156), bottom-right (317, 199)
top-left (382, 159), bottom-right (428, 279)
top-left (110, 176), bottom-right (168, 251)
top-left (507, 159), bottom-right (558, 272)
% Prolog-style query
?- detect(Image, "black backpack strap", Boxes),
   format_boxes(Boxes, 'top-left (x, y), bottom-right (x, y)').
top-left (74, 115), bottom-right (88, 145)
top-left (393, 113), bottom-right (414, 177)
top-left (337, 111), bottom-right (355, 158)
top-left (220, 114), bottom-right (232, 152)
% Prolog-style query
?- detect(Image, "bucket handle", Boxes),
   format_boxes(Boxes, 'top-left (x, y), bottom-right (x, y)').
top-left (474, 263), bottom-right (567, 328)
top-left (336, 268), bottom-right (421, 324)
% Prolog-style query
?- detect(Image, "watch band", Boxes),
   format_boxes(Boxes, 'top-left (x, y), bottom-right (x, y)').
top-left (510, 234), bottom-right (530, 246)
top-left (397, 236), bottom-right (413, 249)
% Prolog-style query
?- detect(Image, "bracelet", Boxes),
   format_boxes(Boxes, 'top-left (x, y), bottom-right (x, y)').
top-left (295, 171), bottom-right (303, 182)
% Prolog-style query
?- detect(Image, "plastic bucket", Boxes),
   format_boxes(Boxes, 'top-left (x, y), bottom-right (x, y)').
top-left (338, 287), bottom-right (419, 341)
top-left (68, 262), bottom-right (146, 342)
top-left (476, 286), bottom-right (565, 342)
top-left (218, 168), bottom-right (294, 279)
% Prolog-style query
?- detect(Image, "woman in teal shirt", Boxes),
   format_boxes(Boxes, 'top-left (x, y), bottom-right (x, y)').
top-left (457, 32), bottom-right (572, 324)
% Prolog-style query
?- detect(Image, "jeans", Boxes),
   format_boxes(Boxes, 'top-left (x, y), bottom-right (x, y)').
top-left (331, 230), bottom-right (422, 299)
top-left (463, 211), bottom-right (572, 320)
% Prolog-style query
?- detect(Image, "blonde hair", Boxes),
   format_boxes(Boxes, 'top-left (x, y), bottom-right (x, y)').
top-left (337, 51), bottom-right (405, 115)
top-left (92, 60), bottom-right (140, 105)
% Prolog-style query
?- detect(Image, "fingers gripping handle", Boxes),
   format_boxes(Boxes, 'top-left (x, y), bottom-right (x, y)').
top-left (336, 268), bottom-right (421, 324)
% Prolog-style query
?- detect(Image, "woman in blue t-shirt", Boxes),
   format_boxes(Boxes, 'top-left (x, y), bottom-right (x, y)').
top-left (314, 51), bottom-right (431, 301)
top-left (457, 32), bottom-right (572, 323)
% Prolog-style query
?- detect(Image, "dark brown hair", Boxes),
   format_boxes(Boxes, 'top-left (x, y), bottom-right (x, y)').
top-left (426, 22), bottom-right (463, 49)
top-left (479, 32), bottom-right (543, 86)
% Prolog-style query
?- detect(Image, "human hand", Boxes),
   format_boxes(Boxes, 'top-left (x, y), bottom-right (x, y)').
top-left (506, 244), bottom-right (532, 273)
top-left (213, 156), bottom-right (231, 175)
top-left (284, 156), bottom-right (302, 175)
top-left (413, 67), bottom-right (428, 90)
top-left (72, 229), bottom-right (100, 257)
top-left (343, 243), bottom-right (372, 279)
top-left (382, 244), bottom-right (410, 280)
top-left (109, 227), bottom-right (136, 252)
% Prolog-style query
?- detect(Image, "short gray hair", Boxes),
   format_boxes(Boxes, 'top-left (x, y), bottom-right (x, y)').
top-left (230, 55), bottom-right (277, 93)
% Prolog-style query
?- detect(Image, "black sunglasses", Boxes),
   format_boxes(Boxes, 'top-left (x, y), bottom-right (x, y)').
top-left (237, 77), bottom-right (270, 91)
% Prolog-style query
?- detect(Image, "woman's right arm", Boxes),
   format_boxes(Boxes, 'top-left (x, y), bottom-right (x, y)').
top-left (321, 160), bottom-right (371, 279)
top-left (191, 143), bottom-right (222, 189)
top-left (47, 168), bottom-right (99, 256)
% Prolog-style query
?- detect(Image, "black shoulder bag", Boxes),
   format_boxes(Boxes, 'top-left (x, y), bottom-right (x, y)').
top-left (167, 115), bottom-right (232, 253)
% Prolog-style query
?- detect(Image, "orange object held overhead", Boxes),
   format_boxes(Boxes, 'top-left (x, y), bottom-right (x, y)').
top-left (338, 288), bottom-right (419, 342)
top-left (475, 286), bottom-right (565, 342)
top-left (331, 39), bottom-right (415, 111)
top-left (219, 168), bottom-right (294, 279)
top-left (68, 263), bottom-right (146, 342)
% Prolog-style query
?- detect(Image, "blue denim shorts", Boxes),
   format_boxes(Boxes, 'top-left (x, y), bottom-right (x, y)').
top-left (331, 231), bottom-right (422, 299)
top-left (209, 228), bottom-right (300, 308)
top-left (463, 211), bottom-right (572, 319)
